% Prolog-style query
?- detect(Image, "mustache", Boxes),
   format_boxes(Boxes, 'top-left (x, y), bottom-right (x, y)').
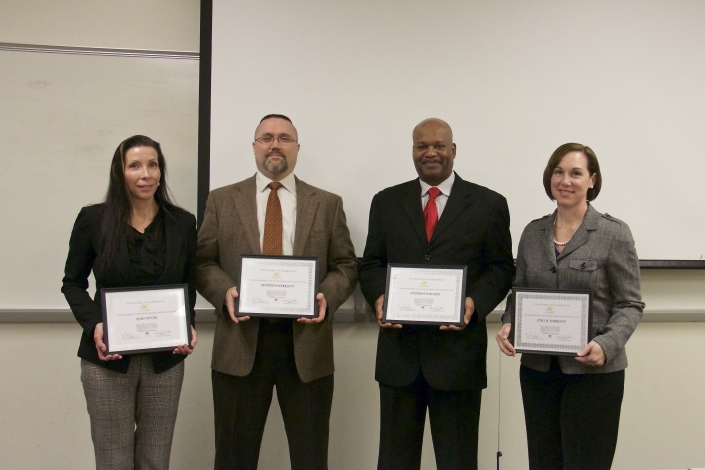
top-left (266, 150), bottom-right (285, 158)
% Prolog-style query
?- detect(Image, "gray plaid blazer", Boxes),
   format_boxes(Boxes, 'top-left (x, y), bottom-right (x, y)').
top-left (502, 204), bottom-right (644, 374)
top-left (196, 175), bottom-right (358, 383)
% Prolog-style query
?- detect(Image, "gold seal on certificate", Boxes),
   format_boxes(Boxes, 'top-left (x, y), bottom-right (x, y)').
top-left (383, 264), bottom-right (467, 326)
top-left (101, 285), bottom-right (192, 355)
top-left (237, 255), bottom-right (319, 319)
top-left (511, 288), bottom-right (593, 356)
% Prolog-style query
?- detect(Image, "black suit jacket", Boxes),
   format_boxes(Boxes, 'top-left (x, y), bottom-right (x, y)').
top-left (359, 173), bottom-right (515, 390)
top-left (62, 203), bottom-right (197, 374)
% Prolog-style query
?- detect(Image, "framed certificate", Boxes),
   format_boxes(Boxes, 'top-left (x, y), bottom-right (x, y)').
top-left (237, 255), bottom-right (319, 319)
top-left (101, 284), bottom-right (192, 355)
top-left (383, 264), bottom-right (466, 326)
top-left (511, 287), bottom-right (593, 356)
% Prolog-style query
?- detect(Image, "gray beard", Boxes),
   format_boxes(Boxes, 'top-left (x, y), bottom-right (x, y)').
top-left (264, 157), bottom-right (288, 177)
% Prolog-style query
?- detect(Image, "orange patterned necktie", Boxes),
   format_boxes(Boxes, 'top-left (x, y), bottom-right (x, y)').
top-left (424, 187), bottom-right (441, 241)
top-left (263, 182), bottom-right (283, 255)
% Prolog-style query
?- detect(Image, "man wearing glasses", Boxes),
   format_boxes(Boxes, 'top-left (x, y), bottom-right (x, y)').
top-left (196, 114), bottom-right (358, 470)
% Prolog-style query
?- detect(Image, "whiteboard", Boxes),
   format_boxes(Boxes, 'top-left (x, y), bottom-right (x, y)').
top-left (210, 0), bottom-right (705, 261)
top-left (0, 50), bottom-right (199, 309)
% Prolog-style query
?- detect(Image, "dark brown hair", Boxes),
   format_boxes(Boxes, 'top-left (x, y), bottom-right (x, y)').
top-left (97, 135), bottom-right (175, 270)
top-left (542, 143), bottom-right (602, 201)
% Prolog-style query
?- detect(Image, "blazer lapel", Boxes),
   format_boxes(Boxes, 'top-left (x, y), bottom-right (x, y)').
top-left (293, 178), bottom-right (318, 256)
top-left (232, 176), bottom-right (261, 255)
top-left (430, 175), bottom-right (470, 244)
top-left (115, 235), bottom-right (137, 284)
top-left (557, 205), bottom-right (599, 259)
top-left (158, 208), bottom-right (180, 283)
top-left (402, 179), bottom-right (428, 246)
top-left (539, 211), bottom-right (558, 267)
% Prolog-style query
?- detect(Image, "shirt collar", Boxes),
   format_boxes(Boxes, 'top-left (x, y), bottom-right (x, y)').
top-left (420, 171), bottom-right (455, 197)
top-left (256, 171), bottom-right (297, 195)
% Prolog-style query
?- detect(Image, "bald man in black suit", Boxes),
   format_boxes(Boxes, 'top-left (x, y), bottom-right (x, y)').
top-left (359, 118), bottom-right (515, 470)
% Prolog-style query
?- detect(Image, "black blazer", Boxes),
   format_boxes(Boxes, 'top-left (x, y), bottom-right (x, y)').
top-left (359, 173), bottom-right (515, 390)
top-left (62, 203), bottom-right (197, 374)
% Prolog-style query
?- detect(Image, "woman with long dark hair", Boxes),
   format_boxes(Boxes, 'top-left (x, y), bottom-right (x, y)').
top-left (496, 143), bottom-right (644, 469)
top-left (62, 135), bottom-right (197, 469)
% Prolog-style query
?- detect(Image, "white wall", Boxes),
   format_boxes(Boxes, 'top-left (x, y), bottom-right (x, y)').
top-left (0, 0), bottom-right (200, 51)
top-left (2, 1), bottom-right (705, 469)
top-left (3, 320), bottom-right (705, 469)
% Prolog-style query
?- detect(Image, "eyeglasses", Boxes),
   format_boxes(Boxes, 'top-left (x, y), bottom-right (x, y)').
top-left (255, 134), bottom-right (297, 145)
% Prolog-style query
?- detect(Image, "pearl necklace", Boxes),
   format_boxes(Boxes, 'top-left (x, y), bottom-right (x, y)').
top-left (553, 215), bottom-right (578, 246)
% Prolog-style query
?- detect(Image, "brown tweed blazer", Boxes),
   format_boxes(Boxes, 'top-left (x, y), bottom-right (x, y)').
top-left (196, 175), bottom-right (358, 383)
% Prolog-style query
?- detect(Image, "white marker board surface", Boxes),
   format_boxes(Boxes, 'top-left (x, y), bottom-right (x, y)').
top-left (0, 50), bottom-right (199, 309)
top-left (210, 0), bottom-right (705, 261)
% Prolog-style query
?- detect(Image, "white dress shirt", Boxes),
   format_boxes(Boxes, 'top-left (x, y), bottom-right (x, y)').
top-left (255, 171), bottom-right (297, 256)
top-left (420, 172), bottom-right (455, 218)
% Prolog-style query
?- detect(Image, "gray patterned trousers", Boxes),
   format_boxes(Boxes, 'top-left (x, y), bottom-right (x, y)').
top-left (80, 356), bottom-right (184, 470)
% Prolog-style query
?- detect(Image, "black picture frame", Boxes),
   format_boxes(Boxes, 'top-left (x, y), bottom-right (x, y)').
top-left (510, 287), bottom-right (593, 356)
top-left (236, 255), bottom-right (319, 319)
top-left (101, 284), bottom-right (191, 355)
top-left (382, 264), bottom-right (467, 327)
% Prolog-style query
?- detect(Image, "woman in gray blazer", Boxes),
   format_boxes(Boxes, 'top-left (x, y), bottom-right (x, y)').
top-left (496, 143), bottom-right (644, 470)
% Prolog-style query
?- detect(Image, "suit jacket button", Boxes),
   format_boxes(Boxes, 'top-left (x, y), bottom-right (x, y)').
top-left (424, 254), bottom-right (430, 260)
top-left (550, 267), bottom-right (556, 273)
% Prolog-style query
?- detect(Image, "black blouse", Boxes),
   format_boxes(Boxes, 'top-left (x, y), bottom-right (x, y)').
top-left (126, 209), bottom-right (167, 285)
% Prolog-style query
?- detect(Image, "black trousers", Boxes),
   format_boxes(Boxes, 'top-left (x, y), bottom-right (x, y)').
top-left (520, 359), bottom-right (625, 470)
top-left (377, 373), bottom-right (482, 470)
top-left (212, 320), bottom-right (334, 470)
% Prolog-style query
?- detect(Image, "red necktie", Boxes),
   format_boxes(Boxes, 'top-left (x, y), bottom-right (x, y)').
top-left (263, 182), bottom-right (283, 255)
top-left (424, 187), bottom-right (441, 241)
